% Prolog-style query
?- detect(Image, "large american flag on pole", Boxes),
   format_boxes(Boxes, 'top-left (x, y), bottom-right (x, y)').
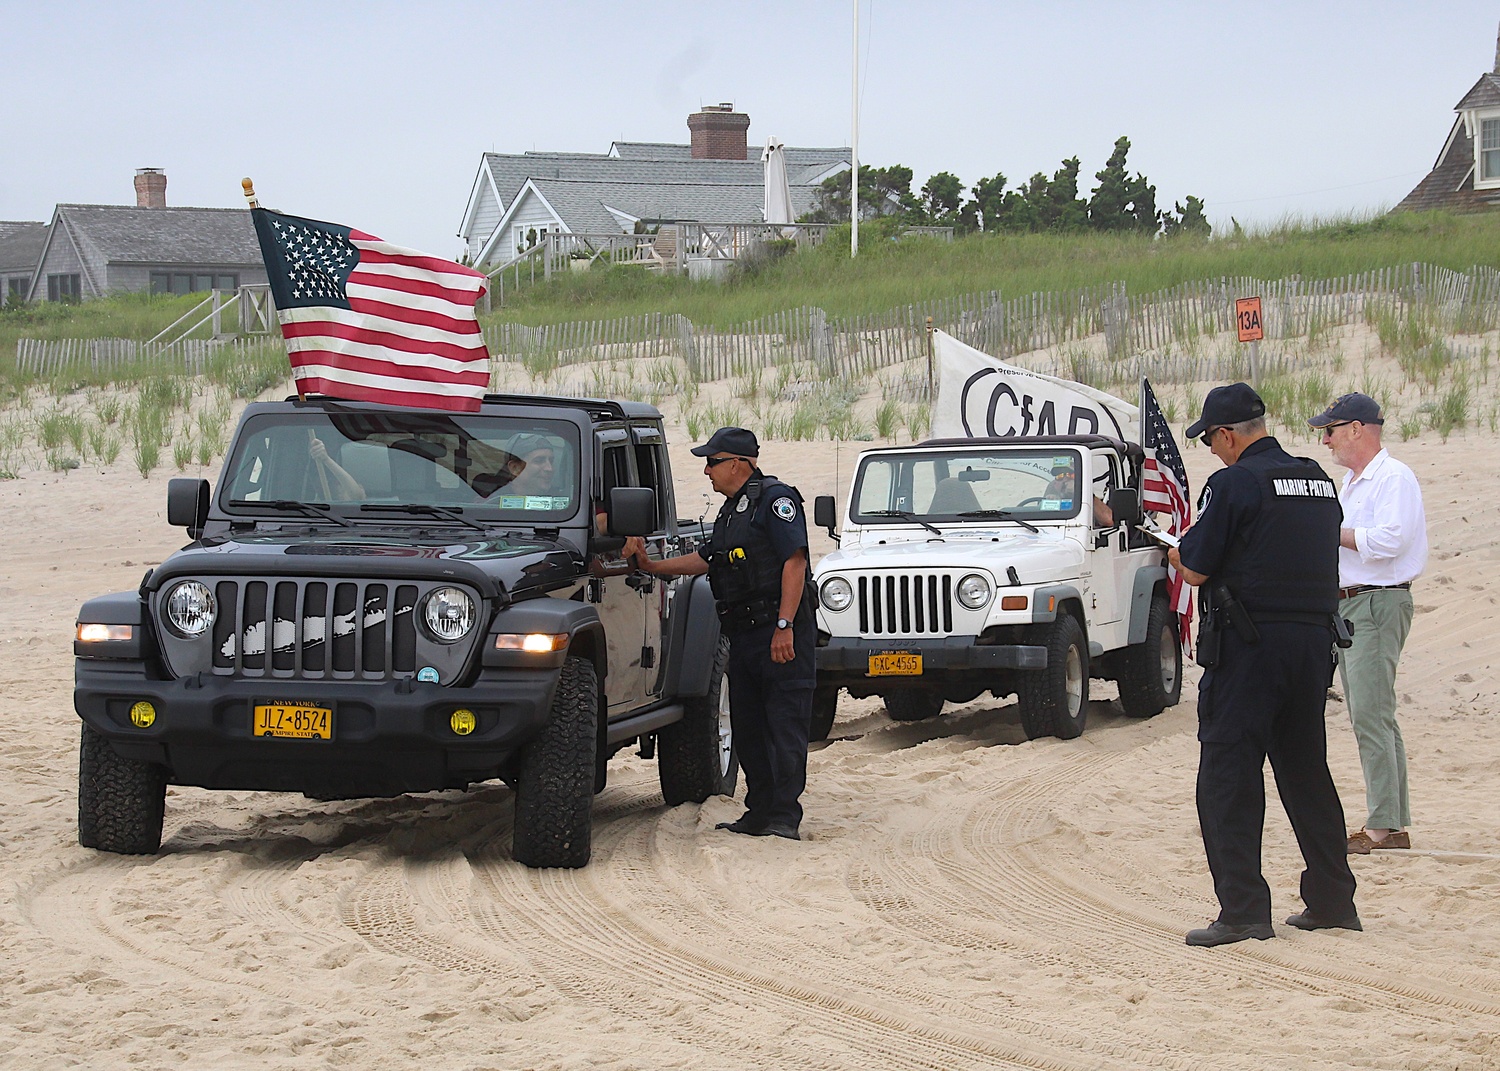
top-left (251, 208), bottom-right (490, 412)
top-left (1140, 377), bottom-right (1193, 647)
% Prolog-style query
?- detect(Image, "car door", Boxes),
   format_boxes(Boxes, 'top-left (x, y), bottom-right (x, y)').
top-left (593, 430), bottom-right (650, 714)
top-left (629, 423), bottom-right (673, 697)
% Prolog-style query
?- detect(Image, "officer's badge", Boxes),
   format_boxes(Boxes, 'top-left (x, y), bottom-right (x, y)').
top-left (736, 496), bottom-right (750, 512)
top-left (772, 496), bottom-right (797, 521)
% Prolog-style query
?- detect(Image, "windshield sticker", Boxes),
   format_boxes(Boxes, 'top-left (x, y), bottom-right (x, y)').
top-left (499, 496), bottom-right (525, 509)
top-left (1039, 500), bottom-right (1064, 511)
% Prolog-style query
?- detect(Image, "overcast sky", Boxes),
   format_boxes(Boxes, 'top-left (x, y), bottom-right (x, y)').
top-left (3, 1), bottom-right (1498, 258)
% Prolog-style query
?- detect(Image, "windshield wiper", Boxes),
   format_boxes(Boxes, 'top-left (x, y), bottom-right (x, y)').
top-left (229, 499), bottom-right (353, 527)
top-left (957, 509), bottom-right (1040, 533)
top-left (358, 502), bottom-right (487, 532)
top-left (863, 509), bottom-right (944, 535)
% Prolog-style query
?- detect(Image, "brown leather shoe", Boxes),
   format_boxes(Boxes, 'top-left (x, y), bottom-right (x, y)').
top-left (1347, 829), bottom-right (1411, 854)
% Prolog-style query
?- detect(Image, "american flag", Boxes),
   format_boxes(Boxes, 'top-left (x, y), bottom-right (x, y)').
top-left (251, 208), bottom-right (490, 412)
top-left (1140, 377), bottom-right (1193, 646)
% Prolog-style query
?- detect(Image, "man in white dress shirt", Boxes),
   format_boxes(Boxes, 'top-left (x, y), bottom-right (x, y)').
top-left (1308, 393), bottom-right (1428, 854)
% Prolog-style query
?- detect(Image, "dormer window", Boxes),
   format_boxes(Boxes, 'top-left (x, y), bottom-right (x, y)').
top-left (1482, 118), bottom-right (1500, 182)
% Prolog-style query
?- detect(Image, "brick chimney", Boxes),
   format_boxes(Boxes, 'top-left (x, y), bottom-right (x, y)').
top-left (134, 168), bottom-right (167, 208)
top-left (687, 103), bottom-right (750, 160)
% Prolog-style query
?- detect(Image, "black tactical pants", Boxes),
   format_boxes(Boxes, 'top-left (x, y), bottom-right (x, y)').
top-left (1196, 621), bottom-right (1357, 925)
top-left (726, 619), bottom-right (815, 829)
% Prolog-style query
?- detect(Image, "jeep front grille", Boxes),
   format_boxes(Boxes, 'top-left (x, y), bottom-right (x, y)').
top-left (857, 573), bottom-right (954, 636)
top-left (208, 579), bottom-right (419, 677)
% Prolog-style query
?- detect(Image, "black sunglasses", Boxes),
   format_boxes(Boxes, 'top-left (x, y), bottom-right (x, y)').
top-left (1318, 421), bottom-right (1354, 437)
top-left (704, 455), bottom-right (746, 468)
top-left (1198, 427), bottom-right (1221, 447)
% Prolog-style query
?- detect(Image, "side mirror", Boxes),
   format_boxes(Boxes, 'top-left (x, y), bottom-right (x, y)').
top-left (1107, 487), bottom-right (1142, 528)
top-left (608, 487), bottom-right (656, 537)
top-left (167, 478), bottom-right (210, 536)
top-left (813, 495), bottom-right (838, 537)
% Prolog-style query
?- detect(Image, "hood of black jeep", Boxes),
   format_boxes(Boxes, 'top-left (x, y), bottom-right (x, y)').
top-left (150, 530), bottom-right (582, 600)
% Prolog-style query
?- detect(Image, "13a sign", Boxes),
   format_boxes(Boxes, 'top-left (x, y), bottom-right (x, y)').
top-left (1235, 297), bottom-right (1264, 342)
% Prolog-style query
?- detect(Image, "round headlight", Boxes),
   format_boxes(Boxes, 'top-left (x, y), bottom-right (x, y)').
top-left (423, 586), bottom-right (476, 643)
top-left (956, 573), bottom-right (992, 610)
top-left (820, 576), bottom-right (854, 612)
top-left (164, 581), bottom-right (215, 637)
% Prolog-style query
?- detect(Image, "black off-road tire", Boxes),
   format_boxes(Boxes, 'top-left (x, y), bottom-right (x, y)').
top-left (513, 656), bottom-right (598, 868)
top-left (78, 724), bottom-right (167, 855)
top-left (658, 637), bottom-right (738, 804)
top-left (1118, 596), bottom-right (1182, 719)
top-left (809, 685), bottom-right (839, 742)
top-left (884, 690), bottom-right (945, 722)
top-left (1018, 613), bottom-right (1089, 741)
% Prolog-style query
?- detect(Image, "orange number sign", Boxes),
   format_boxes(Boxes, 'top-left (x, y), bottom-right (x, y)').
top-left (1235, 297), bottom-right (1264, 343)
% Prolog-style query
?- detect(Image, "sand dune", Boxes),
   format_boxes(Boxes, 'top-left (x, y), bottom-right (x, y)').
top-left (1, 401), bottom-right (1497, 1070)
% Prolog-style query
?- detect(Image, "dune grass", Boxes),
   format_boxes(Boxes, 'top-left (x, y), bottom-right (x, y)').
top-left (487, 210), bottom-right (1500, 329)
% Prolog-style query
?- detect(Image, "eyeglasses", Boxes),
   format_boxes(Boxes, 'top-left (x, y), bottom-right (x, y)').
top-left (1199, 427), bottom-right (1222, 447)
top-left (1318, 421), bottom-right (1354, 438)
top-left (704, 455), bottom-right (746, 468)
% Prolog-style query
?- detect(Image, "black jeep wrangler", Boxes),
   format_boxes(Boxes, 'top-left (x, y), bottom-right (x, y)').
top-left (73, 394), bottom-right (734, 867)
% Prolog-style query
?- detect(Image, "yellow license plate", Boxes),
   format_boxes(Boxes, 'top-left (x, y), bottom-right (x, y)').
top-left (868, 652), bottom-right (923, 676)
top-left (253, 702), bottom-right (333, 740)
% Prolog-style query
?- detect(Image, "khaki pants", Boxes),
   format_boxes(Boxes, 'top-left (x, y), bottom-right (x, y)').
top-left (1336, 588), bottom-right (1414, 831)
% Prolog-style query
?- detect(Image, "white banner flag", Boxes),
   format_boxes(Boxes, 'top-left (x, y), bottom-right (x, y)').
top-left (932, 330), bottom-right (1138, 442)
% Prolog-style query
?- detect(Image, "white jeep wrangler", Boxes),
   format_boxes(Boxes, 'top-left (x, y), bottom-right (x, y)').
top-left (810, 435), bottom-right (1181, 741)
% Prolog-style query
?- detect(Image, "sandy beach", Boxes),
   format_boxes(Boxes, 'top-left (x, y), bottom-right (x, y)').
top-left (2, 378), bottom-right (1498, 1070)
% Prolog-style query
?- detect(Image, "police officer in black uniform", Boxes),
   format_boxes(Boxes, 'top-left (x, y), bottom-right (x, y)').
top-left (1167, 383), bottom-right (1360, 947)
top-left (624, 427), bottom-right (815, 840)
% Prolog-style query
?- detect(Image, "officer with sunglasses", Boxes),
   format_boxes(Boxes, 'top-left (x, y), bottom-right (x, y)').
top-left (624, 427), bottom-right (815, 840)
top-left (1166, 383), bottom-right (1359, 947)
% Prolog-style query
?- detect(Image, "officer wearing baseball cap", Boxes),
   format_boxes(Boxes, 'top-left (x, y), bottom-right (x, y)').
top-left (625, 427), bottom-right (815, 840)
top-left (1168, 383), bottom-right (1360, 946)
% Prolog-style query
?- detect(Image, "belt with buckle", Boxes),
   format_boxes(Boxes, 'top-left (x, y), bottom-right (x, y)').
top-left (1338, 582), bottom-right (1411, 600)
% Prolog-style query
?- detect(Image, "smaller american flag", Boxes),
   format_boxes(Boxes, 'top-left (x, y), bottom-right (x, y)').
top-left (251, 208), bottom-right (490, 412)
top-left (1140, 377), bottom-right (1193, 647)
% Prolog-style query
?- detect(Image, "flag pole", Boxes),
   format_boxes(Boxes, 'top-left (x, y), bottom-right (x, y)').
top-left (243, 178), bottom-right (319, 478)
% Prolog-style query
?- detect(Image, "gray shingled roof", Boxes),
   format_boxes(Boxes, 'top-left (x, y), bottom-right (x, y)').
top-left (523, 177), bottom-right (824, 232)
top-left (1395, 116), bottom-right (1500, 213)
top-left (610, 140), bottom-right (851, 167)
top-left (53, 204), bottom-right (263, 266)
top-left (482, 145), bottom-right (849, 213)
top-left (1455, 73), bottom-right (1500, 111)
top-left (0, 221), bottom-right (48, 273)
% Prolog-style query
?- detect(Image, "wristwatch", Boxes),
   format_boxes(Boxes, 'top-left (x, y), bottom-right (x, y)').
top-left (776, 617), bottom-right (791, 630)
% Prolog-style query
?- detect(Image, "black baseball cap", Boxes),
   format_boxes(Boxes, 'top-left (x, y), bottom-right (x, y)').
top-left (1186, 382), bottom-right (1267, 440)
top-left (1307, 392), bottom-right (1383, 428)
top-left (690, 426), bottom-right (760, 458)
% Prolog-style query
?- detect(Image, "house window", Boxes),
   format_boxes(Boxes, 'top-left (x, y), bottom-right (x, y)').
top-left (151, 272), bottom-right (238, 296)
top-left (1482, 119), bottom-right (1500, 182)
top-left (513, 224), bottom-right (555, 256)
top-left (47, 274), bottom-right (81, 303)
top-left (6, 278), bottom-right (26, 304)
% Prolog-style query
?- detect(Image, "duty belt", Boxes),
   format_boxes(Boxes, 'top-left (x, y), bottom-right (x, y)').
top-left (1338, 582), bottom-right (1412, 600)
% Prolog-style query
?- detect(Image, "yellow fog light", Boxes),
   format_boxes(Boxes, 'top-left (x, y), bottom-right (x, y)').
top-left (450, 708), bottom-right (476, 736)
top-left (493, 633), bottom-right (569, 653)
top-left (129, 701), bottom-right (156, 728)
top-left (79, 624), bottom-right (133, 643)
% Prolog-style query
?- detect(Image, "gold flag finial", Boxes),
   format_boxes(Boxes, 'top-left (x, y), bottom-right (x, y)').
top-left (241, 178), bottom-right (258, 208)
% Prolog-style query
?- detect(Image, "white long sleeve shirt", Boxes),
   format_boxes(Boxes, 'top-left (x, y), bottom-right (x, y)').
top-left (1337, 448), bottom-right (1427, 587)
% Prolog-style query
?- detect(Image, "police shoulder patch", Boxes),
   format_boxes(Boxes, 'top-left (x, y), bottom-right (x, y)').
top-left (772, 496), bottom-right (798, 521)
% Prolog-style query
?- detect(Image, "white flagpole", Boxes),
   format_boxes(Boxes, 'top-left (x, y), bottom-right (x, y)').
top-left (851, 0), bottom-right (859, 258)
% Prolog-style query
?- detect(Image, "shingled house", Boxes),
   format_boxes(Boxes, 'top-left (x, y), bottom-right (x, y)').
top-left (1397, 33), bottom-right (1500, 212)
top-left (0, 222), bottom-right (48, 306)
top-left (22, 169), bottom-right (267, 302)
top-left (458, 104), bottom-right (850, 267)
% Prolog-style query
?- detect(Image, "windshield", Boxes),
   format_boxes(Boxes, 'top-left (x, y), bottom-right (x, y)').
top-left (221, 410), bottom-right (582, 520)
top-left (851, 447), bottom-right (1085, 522)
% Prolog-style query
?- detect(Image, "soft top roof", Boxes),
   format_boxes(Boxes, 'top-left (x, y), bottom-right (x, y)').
top-left (914, 435), bottom-right (1142, 458)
